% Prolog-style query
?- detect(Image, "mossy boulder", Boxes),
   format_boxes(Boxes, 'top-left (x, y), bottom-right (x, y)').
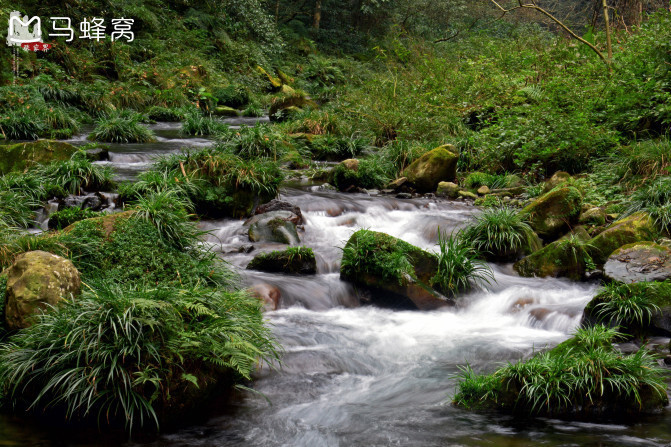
top-left (256, 65), bottom-right (282, 91)
top-left (588, 212), bottom-right (658, 265)
top-left (520, 187), bottom-right (583, 240)
top-left (247, 247), bottom-right (316, 274)
top-left (247, 211), bottom-right (301, 245)
top-left (579, 207), bottom-right (607, 226)
top-left (340, 229), bottom-right (452, 310)
top-left (212, 106), bottom-right (239, 117)
top-left (4, 251), bottom-right (81, 330)
top-left (542, 171), bottom-right (571, 193)
top-left (402, 145), bottom-right (459, 193)
top-left (269, 92), bottom-right (317, 122)
top-left (0, 140), bottom-right (78, 174)
top-left (514, 228), bottom-right (591, 280)
top-left (436, 181), bottom-right (460, 198)
top-left (604, 242), bottom-right (671, 283)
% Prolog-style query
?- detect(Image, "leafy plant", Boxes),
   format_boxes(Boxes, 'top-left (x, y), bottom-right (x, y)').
top-left (36, 152), bottom-right (114, 195)
top-left (592, 282), bottom-right (665, 330)
top-left (181, 111), bottom-right (228, 136)
top-left (461, 207), bottom-right (539, 261)
top-left (432, 229), bottom-right (494, 296)
top-left (48, 207), bottom-right (100, 230)
top-left (90, 115), bottom-right (156, 143)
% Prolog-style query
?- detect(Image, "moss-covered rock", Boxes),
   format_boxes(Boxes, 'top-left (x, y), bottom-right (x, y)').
top-left (247, 247), bottom-right (316, 274)
top-left (604, 242), bottom-right (671, 283)
top-left (436, 181), bottom-right (459, 198)
top-left (542, 171), bottom-right (571, 193)
top-left (269, 91), bottom-right (317, 122)
top-left (4, 251), bottom-right (81, 330)
top-left (520, 186), bottom-right (583, 240)
top-left (402, 145), bottom-right (459, 193)
top-left (0, 140), bottom-right (78, 174)
top-left (256, 65), bottom-right (282, 91)
top-left (579, 207), bottom-right (607, 226)
top-left (340, 229), bottom-right (451, 310)
top-left (212, 106), bottom-right (239, 117)
top-left (588, 212), bottom-right (659, 265)
top-left (514, 228), bottom-right (592, 280)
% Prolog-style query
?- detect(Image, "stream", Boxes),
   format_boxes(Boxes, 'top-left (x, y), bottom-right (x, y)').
top-left (1, 120), bottom-right (671, 446)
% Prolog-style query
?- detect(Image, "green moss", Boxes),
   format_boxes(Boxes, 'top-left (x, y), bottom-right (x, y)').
top-left (589, 212), bottom-right (659, 264)
top-left (0, 140), bottom-right (78, 175)
top-left (514, 233), bottom-right (593, 280)
top-left (401, 145), bottom-right (459, 193)
top-left (520, 186), bottom-right (583, 239)
top-left (247, 247), bottom-right (316, 274)
top-left (48, 207), bottom-right (101, 230)
top-left (331, 159), bottom-right (390, 191)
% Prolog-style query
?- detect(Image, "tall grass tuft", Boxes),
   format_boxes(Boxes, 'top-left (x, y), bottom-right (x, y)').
top-left (90, 115), bottom-right (156, 143)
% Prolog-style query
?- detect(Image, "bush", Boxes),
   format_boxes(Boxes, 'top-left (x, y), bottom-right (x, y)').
top-left (212, 85), bottom-right (250, 108)
top-left (454, 325), bottom-right (669, 416)
top-left (181, 111), bottom-right (228, 136)
top-left (90, 115), bottom-right (156, 143)
top-left (0, 284), bottom-right (279, 431)
top-left (432, 230), bottom-right (494, 297)
top-left (48, 207), bottom-right (100, 230)
top-left (462, 207), bottom-right (539, 261)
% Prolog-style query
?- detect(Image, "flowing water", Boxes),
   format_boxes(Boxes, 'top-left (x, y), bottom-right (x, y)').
top-left (2, 121), bottom-right (671, 446)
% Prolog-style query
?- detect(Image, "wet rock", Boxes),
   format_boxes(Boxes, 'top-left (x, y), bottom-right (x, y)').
top-left (436, 181), bottom-right (459, 199)
top-left (529, 307), bottom-right (551, 322)
top-left (477, 185), bottom-right (490, 195)
top-left (604, 242), bottom-right (671, 283)
top-left (579, 207), bottom-right (607, 226)
top-left (510, 297), bottom-right (535, 312)
top-left (318, 183), bottom-right (336, 191)
top-left (85, 147), bottom-right (109, 162)
top-left (396, 193), bottom-right (412, 199)
top-left (4, 251), bottom-right (81, 330)
top-left (246, 211), bottom-right (301, 245)
top-left (249, 284), bottom-right (281, 311)
top-left (0, 140), bottom-right (79, 174)
top-left (247, 247), bottom-right (316, 275)
top-left (514, 230), bottom-right (591, 281)
top-left (542, 171), bottom-right (571, 193)
top-left (520, 187), bottom-right (582, 240)
top-left (212, 106), bottom-right (239, 117)
top-left (340, 229), bottom-right (452, 310)
top-left (255, 199), bottom-right (304, 225)
top-left (588, 212), bottom-right (658, 265)
top-left (458, 190), bottom-right (477, 200)
top-left (401, 145), bottom-right (459, 193)
top-left (386, 177), bottom-right (408, 191)
top-left (238, 245), bottom-right (255, 254)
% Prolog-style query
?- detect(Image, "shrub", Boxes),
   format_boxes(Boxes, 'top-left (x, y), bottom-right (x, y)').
top-left (454, 325), bottom-right (669, 416)
top-left (48, 207), bottom-right (100, 230)
top-left (212, 85), bottom-right (250, 108)
top-left (146, 106), bottom-right (184, 122)
top-left (462, 207), bottom-right (539, 261)
top-left (0, 284), bottom-right (279, 431)
top-left (432, 230), bottom-right (494, 297)
top-left (181, 111), bottom-right (228, 136)
top-left (90, 115), bottom-right (156, 143)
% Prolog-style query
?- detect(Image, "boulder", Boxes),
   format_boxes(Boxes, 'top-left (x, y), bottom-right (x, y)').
top-left (340, 229), bottom-right (452, 310)
top-left (386, 177), bottom-right (408, 192)
top-left (436, 181), bottom-right (460, 199)
top-left (514, 229), bottom-right (591, 280)
top-left (331, 159), bottom-right (360, 191)
top-left (477, 185), bottom-right (490, 195)
top-left (458, 190), bottom-right (477, 200)
top-left (604, 242), bottom-right (671, 283)
top-left (246, 211), bottom-right (301, 245)
top-left (4, 251), bottom-right (81, 330)
top-left (401, 145), bottom-right (459, 193)
top-left (579, 207), bottom-right (607, 226)
top-left (588, 212), bottom-right (658, 265)
top-left (247, 247), bottom-right (316, 274)
top-left (255, 199), bottom-right (304, 225)
top-left (542, 171), bottom-right (571, 193)
top-left (0, 140), bottom-right (79, 174)
top-left (249, 284), bottom-right (281, 311)
top-left (212, 106), bottom-right (239, 117)
top-left (85, 147), bottom-right (109, 162)
top-left (520, 186), bottom-right (582, 240)
top-left (256, 65), bottom-right (282, 91)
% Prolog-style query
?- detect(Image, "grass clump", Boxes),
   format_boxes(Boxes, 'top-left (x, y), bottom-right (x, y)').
top-left (181, 111), bottom-right (228, 136)
top-left (431, 229), bottom-right (494, 297)
top-left (0, 110), bottom-right (46, 140)
top-left (331, 158), bottom-right (391, 191)
top-left (247, 246), bottom-right (316, 274)
top-left (454, 325), bottom-right (669, 416)
top-left (0, 284), bottom-right (278, 431)
top-left (146, 106), bottom-right (184, 122)
top-left (625, 176), bottom-right (671, 233)
top-left (462, 207), bottom-right (539, 261)
top-left (36, 152), bottom-right (114, 196)
top-left (217, 123), bottom-right (286, 160)
top-left (90, 115), bottom-right (156, 143)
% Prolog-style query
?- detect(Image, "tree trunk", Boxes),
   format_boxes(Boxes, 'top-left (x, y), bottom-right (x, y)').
top-left (275, 0), bottom-right (280, 24)
top-left (313, 0), bottom-right (322, 30)
top-left (602, 0), bottom-right (613, 60)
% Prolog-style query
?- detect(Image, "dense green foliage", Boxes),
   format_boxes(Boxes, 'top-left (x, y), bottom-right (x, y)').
top-left (48, 207), bottom-right (100, 230)
top-left (454, 326), bottom-right (668, 416)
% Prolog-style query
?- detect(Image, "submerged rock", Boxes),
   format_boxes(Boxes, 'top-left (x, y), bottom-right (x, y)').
top-left (520, 186), bottom-right (582, 240)
top-left (340, 229), bottom-right (452, 310)
top-left (4, 251), bottom-right (81, 330)
top-left (249, 284), bottom-right (281, 311)
top-left (604, 242), bottom-right (671, 283)
top-left (247, 247), bottom-right (316, 275)
top-left (246, 210), bottom-right (301, 245)
top-left (402, 145), bottom-right (459, 193)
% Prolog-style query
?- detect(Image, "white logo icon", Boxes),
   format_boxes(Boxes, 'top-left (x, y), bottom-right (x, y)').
top-left (7, 11), bottom-right (42, 47)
